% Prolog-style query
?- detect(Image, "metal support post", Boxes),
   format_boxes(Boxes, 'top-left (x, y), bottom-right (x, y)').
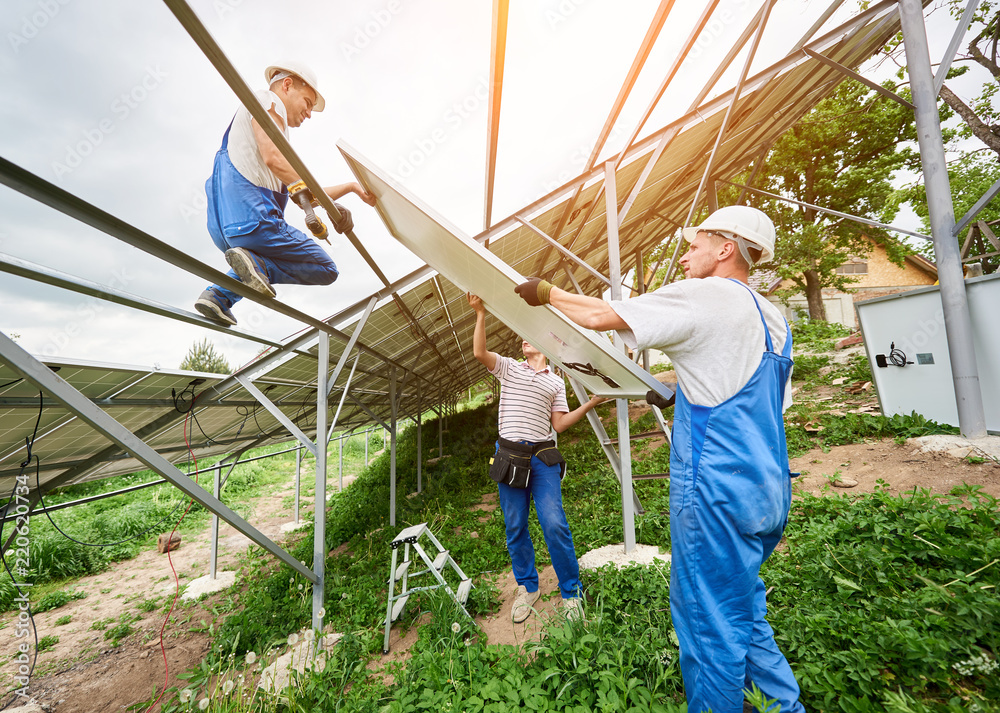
top-left (338, 435), bottom-right (344, 493)
top-left (416, 388), bottom-right (423, 493)
top-left (389, 366), bottom-right (398, 526)
top-left (312, 333), bottom-right (329, 643)
top-left (365, 430), bottom-right (369, 465)
top-left (606, 160), bottom-right (636, 553)
top-left (899, 0), bottom-right (987, 438)
top-left (0, 332), bottom-right (317, 581)
top-left (438, 410), bottom-right (443, 458)
top-left (210, 461), bottom-right (221, 580)
top-left (294, 443), bottom-right (301, 523)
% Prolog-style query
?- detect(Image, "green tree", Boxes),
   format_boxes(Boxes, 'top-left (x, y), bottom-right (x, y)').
top-left (179, 339), bottom-right (231, 374)
top-left (747, 79), bottom-right (919, 319)
top-left (885, 2), bottom-right (1000, 273)
top-left (939, 0), bottom-right (1000, 158)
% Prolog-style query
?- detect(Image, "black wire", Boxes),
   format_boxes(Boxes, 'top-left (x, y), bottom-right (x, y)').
top-left (888, 342), bottom-right (911, 367)
top-left (34, 464), bottom-right (186, 549)
top-left (171, 384), bottom-right (197, 414)
top-left (0, 378), bottom-right (23, 390)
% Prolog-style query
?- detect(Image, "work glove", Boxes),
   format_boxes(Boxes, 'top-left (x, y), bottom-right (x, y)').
top-left (288, 180), bottom-right (330, 242)
top-left (645, 389), bottom-right (675, 409)
top-left (328, 202), bottom-right (353, 234)
top-left (514, 277), bottom-right (553, 306)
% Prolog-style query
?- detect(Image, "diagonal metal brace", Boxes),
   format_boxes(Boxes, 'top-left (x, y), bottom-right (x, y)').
top-left (234, 375), bottom-right (318, 457)
top-left (0, 331), bottom-right (317, 583)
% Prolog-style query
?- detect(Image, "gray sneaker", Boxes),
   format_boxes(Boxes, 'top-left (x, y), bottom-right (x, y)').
top-left (195, 289), bottom-right (237, 326)
top-left (511, 585), bottom-right (540, 624)
top-left (225, 248), bottom-right (276, 297)
top-left (561, 597), bottom-right (584, 621)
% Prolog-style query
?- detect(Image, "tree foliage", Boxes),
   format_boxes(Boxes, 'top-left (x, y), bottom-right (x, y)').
top-left (744, 79), bottom-right (919, 319)
top-left (179, 339), bottom-right (231, 374)
top-left (940, 0), bottom-right (1000, 158)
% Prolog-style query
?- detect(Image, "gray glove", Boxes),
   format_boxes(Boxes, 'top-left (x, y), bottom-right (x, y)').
top-left (328, 203), bottom-right (353, 234)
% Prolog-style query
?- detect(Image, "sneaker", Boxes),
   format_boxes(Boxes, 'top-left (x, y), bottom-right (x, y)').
top-left (195, 289), bottom-right (237, 326)
top-left (561, 597), bottom-right (584, 622)
top-left (511, 585), bottom-right (539, 624)
top-left (225, 248), bottom-right (276, 297)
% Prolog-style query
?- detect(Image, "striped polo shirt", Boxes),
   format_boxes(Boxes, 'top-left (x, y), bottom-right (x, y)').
top-left (490, 355), bottom-right (569, 442)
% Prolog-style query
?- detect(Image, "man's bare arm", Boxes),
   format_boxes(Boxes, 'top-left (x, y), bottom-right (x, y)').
top-left (548, 286), bottom-right (629, 331)
top-left (468, 294), bottom-right (498, 371)
top-left (551, 395), bottom-right (606, 433)
top-left (252, 108), bottom-right (299, 185)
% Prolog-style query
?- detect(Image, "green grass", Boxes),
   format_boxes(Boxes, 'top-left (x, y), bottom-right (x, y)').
top-left (10, 325), bottom-right (996, 712)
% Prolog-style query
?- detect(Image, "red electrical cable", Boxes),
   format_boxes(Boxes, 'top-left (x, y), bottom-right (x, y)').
top-left (146, 410), bottom-right (199, 712)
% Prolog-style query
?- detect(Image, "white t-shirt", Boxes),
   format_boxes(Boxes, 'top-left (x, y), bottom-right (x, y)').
top-left (489, 355), bottom-right (570, 442)
top-left (227, 89), bottom-right (290, 193)
top-left (609, 277), bottom-right (792, 409)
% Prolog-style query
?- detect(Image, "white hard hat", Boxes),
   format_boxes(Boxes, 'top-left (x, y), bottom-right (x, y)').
top-left (264, 61), bottom-right (325, 112)
top-left (682, 205), bottom-right (776, 264)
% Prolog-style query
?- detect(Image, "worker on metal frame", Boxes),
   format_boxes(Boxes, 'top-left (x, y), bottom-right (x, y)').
top-left (195, 61), bottom-right (375, 327)
top-left (514, 206), bottom-right (804, 713)
top-left (467, 293), bottom-right (605, 624)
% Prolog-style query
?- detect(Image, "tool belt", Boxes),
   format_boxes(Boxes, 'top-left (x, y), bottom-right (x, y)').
top-left (489, 437), bottom-right (566, 488)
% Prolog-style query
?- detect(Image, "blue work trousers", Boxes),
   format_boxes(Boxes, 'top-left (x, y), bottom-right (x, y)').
top-left (497, 453), bottom-right (581, 599)
top-left (204, 121), bottom-right (338, 308)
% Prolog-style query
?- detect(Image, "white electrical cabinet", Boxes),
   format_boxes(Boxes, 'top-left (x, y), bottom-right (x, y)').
top-left (855, 274), bottom-right (1000, 434)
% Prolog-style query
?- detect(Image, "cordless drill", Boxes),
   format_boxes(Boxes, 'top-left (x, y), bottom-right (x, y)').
top-left (288, 180), bottom-right (330, 243)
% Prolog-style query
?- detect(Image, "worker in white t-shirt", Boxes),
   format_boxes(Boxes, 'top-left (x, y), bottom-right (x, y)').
top-left (513, 206), bottom-right (804, 713)
top-left (195, 61), bottom-right (375, 327)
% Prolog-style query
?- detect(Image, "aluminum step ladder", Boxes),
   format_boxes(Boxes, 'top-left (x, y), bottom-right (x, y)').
top-left (382, 522), bottom-right (474, 653)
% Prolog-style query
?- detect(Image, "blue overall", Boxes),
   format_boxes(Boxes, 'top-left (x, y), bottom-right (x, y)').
top-left (203, 120), bottom-right (338, 308)
top-left (669, 282), bottom-right (803, 713)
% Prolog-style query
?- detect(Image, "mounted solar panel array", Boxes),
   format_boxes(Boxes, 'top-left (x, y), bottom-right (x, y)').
top-left (0, 0), bottom-right (950, 605)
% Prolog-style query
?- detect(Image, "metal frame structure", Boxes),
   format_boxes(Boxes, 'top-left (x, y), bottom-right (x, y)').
top-left (0, 1), bottom-right (993, 652)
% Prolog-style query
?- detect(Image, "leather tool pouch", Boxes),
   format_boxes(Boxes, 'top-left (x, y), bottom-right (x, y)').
top-left (533, 442), bottom-right (567, 480)
top-left (489, 438), bottom-right (566, 488)
top-left (489, 438), bottom-right (533, 488)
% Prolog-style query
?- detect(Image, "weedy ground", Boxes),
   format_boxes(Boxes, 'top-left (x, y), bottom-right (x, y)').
top-left (2, 320), bottom-right (998, 712)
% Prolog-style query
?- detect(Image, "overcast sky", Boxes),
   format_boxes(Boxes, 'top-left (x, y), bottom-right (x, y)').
top-left (0, 0), bottom-right (985, 371)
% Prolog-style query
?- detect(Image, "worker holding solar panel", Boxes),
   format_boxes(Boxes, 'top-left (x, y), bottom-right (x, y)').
top-left (195, 61), bottom-right (376, 327)
top-left (467, 293), bottom-right (605, 624)
top-left (514, 206), bottom-right (804, 713)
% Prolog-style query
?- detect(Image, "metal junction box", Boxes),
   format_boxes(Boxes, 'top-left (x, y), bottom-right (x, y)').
top-left (855, 274), bottom-right (1000, 434)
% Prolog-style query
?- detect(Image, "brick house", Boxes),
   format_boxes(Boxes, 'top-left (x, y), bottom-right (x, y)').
top-left (752, 240), bottom-right (938, 328)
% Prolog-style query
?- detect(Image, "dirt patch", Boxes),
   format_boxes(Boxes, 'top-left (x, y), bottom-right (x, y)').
top-left (790, 439), bottom-right (1000, 499)
top-left (0, 474), bottom-right (326, 712)
top-left (7, 426), bottom-right (998, 711)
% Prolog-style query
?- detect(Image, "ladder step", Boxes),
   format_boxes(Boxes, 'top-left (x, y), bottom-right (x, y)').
top-left (432, 551), bottom-right (449, 571)
top-left (391, 523), bottom-right (428, 548)
top-left (456, 579), bottom-right (473, 605)
top-left (390, 594), bottom-right (409, 622)
top-left (394, 560), bottom-right (412, 580)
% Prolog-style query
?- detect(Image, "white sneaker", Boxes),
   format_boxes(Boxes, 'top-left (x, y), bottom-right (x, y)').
top-left (511, 585), bottom-right (540, 623)
top-left (561, 597), bottom-right (584, 621)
